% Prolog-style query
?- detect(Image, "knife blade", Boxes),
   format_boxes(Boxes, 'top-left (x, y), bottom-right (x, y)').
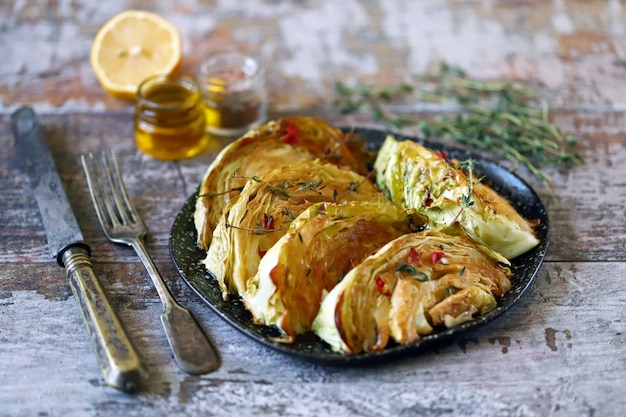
top-left (12, 106), bottom-right (145, 392)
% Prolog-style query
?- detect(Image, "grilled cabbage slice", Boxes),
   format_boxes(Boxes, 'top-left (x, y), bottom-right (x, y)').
top-left (374, 135), bottom-right (540, 259)
top-left (194, 116), bottom-right (371, 249)
top-left (203, 159), bottom-right (383, 299)
top-left (312, 230), bottom-right (512, 354)
top-left (244, 199), bottom-right (428, 341)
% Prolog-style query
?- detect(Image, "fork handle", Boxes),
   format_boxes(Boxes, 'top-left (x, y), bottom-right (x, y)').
top-left (161, 303), bottom-right (221, 374)
top-left (61, 245), bottom-right (145, 392)
top-left (130, 239), bottom-right (220, 374)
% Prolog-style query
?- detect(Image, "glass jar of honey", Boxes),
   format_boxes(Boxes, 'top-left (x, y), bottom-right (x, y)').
top-left (197, 51), bottom-right (267, 138)
top-left (134, 74), bottom-right (208, 160)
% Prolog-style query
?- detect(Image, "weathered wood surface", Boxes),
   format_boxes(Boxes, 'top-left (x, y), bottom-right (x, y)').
top-left (1, 1), bottom-right (625, 416)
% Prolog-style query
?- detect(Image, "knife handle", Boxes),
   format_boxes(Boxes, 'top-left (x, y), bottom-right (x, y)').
top-left (60, 244), bottom-right (145, 392)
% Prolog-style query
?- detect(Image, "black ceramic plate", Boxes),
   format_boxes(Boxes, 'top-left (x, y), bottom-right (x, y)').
top-left (169, 128), bottom-right (550, 365)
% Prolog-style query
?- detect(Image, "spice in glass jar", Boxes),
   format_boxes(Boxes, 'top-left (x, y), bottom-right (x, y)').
top-left (134, 74), bottom-right (208, 160)
top-left (197, 51), bottom-right (267, 137)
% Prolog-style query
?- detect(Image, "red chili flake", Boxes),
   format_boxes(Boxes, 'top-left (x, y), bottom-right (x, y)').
top-left (284, 124), bottom-right (299, 145)
top-left (435, 149), bottom-right (452, 164)
top-left (431, 251), bottom-right (445, 264)
top-left (258, 248), bottom-right (267, 258)
top-left (408, 247), bottom-right (421, 263)
top-left (375, 276), bottom-right (391, 297)
top-left (263, 213), bottom-right (275, 230)
top-left (423, 196), bottom-right (433, 207)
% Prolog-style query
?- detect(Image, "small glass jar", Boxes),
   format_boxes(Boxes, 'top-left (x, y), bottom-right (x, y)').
top-left (197, 51), bottom-right (267, 138)
top-left (134, 74), bottom-right (208, 160)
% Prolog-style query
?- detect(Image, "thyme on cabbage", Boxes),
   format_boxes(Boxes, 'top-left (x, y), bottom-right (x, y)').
top-left (222, 172), bottom-right (362, 200)
top-left (395, 263), bottom-right (429, 282)
top-left (225, 222), bottom-right (288, 235)
top-left (227, 213), bottom-right (289, 235)
top-left (281, 208), bottom-right (296, 220)
top-left (334, 62), bottom-right (582, 195)
top-left (447, 158), bottom-right (484, 225)
top-left (459, 159), bottom-right (484, 209)
top-left (220, 172), bottom-right (359, 234)
top-left (445, 286), bottom-right (457, 297)
top-left (224, 173), bottom-right (321, 198)
top-left (298, 180), bottom-right (325, 194)
top-left (248, 175), bottom-right (291, 197)
top-left (218, 170), bottom-right (371, 234)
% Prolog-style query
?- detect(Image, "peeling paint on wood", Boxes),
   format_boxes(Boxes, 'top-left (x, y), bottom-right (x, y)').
top-left (2, 0), bottom-right (626, 113)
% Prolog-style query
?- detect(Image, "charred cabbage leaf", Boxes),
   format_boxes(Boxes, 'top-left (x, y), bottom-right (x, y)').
top-left (203, 159), bottom-right (384, 300)
top-left (244, 199), bottom-right (428, 342)
top-left (194, 116), bottom-right (372, 250)
top-left (374, 135), bottom-right (540, 259)
top-left (312, 230), bottom-right (512, 354)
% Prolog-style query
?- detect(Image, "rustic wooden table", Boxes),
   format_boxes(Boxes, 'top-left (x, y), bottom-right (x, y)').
top-left (1, 1), bottom-right (625, 416)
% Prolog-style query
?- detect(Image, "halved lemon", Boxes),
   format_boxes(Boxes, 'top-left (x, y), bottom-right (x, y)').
top-left (90, 10), bottom-right (182, 100)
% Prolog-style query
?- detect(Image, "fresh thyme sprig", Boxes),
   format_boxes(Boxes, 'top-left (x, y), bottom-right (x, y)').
top-left (334, 62), bottom-right (582, 195)
top-left (451, 159), bottom-right (484, 225)
top-left (219, 170), bottom-right (369, 235)
top-left (459, 159), bottom-right (484, 209)
top-left (225, 222), bottom-right (289, 235)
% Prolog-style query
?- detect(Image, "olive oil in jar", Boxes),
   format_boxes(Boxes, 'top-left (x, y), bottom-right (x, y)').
top-left (134, 74), bottom-right (208, 160)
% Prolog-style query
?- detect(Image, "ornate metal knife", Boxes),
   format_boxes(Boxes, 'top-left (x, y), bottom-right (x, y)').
top-left (11, 106), bottom-right (145, 392)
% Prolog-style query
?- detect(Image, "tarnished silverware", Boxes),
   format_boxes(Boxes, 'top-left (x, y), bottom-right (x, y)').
top-left (12, 107), bottom-right (144, 392)
top-left (81, 152), bottom-right (220, 374)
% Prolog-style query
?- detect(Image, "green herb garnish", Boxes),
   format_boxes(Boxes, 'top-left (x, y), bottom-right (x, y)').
top-left (446, 286), bottom-right (457, 297)
top-left (395, 263), bottom-right (429, 282)
top-left (334, 62), bottom-right (582, 196)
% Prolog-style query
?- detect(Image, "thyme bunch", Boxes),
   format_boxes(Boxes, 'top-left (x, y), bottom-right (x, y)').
top-left (334, 63), bottom-right (582, 195)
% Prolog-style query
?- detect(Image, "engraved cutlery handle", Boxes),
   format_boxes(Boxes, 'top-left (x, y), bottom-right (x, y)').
top-left (61, 245), bottom-right (145, 391)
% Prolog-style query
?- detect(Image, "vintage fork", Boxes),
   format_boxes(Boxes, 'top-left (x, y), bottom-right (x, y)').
top-left (81, 152), bottom-right (220, 374)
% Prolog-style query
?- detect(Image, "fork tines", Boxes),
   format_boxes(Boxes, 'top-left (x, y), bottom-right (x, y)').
top-left (81, 152), bottom-right (144, 239)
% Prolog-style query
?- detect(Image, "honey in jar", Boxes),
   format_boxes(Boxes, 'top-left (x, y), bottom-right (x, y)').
top-left (197, 51), bottom-right (267, 138)
top-left (134, 74), bottom-right (208, 160)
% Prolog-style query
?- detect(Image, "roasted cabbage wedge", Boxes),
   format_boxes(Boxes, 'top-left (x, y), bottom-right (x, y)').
top-left (312, 230), bottom-right (512, 354)
top-left (374, 135), bottom-right (540, 260)
top-left (204, 159), bottom-right (383, 300)
top-left (244, 199), bottom-right (428, 342)
top-left (194, 116), bottom-right (372, 250)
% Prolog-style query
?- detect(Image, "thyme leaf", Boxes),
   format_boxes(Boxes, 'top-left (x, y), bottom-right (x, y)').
top-left (446, 286), bottom-right (457, 297)
top-left (395, 263), bottom-right (429, 282)
top-left (227, 174), bottom-right (329, 198)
